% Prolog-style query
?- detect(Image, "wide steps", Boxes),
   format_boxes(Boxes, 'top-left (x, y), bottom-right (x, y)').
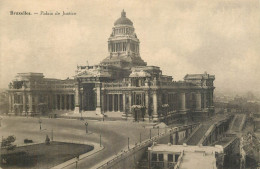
top-left (186, 124), bottom-right (211, 145)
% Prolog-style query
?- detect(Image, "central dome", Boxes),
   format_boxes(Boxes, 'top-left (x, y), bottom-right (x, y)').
top-left (114, 10), bottom-right (133, 26)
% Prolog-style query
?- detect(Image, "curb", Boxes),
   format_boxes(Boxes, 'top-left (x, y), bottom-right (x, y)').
top-left (50, 142), bottom-right (104, 169)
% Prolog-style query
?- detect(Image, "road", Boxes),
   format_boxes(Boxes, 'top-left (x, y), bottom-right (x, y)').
top-left (0, 116), bottom-right (165, 169)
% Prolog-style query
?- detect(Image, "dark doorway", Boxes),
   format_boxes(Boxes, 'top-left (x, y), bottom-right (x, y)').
top-left (83, 84), bottom-right (96, 111)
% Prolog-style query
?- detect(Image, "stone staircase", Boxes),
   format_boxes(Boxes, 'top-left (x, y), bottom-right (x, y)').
top-left (230, 114), bottom-right (246, 132)
top-left (186, 124), bottom-right (211, 145)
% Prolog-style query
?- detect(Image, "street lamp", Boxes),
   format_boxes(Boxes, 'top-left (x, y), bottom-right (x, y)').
top-left (100, 134), bottom-right (102, 147)
top-left (38, 118), bottom-right (42, 130)
top-left (85, 122), bottom-right (88, 134)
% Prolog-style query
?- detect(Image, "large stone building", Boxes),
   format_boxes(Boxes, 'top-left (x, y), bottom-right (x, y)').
top-left (7, 10), bottom-right (215, 122)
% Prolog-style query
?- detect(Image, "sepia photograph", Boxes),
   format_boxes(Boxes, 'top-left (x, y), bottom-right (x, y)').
top-left (0, 0), bottom-right (260, 169)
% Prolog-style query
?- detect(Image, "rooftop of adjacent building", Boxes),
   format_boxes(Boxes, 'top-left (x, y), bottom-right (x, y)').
top-left (184, 72), bottom-right (215, 80)
top-left (149, 143), bottom-right (222, 169)
top-left (179, 151), bottom-right (217, 169)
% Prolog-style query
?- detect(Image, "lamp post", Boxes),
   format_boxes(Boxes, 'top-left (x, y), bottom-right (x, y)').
top-left (85, 122), bottom-right (88, 134)
top-left (128, 137), bottom-right (130, 149)
top-left (38, 118), bottom-right (42, 130)
top-left (100, 134), bottom-right (102, 147)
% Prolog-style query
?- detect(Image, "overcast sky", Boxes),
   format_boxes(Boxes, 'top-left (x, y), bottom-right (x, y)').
top-left (0, 0), bottom-right (259, 95)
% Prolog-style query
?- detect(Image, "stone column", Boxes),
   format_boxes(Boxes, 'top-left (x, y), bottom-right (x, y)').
top-left (11, 93), bottom-right (15, 114)
top-left (35, 94), bottom-right (39, 114)
top-left (203, 92), bottom-right (207, 108)
top-left (128, 93), bottom-right (132, 117)
top-left (81, 90), bottom-right (84, 111)
top-left (145, 91), bottom-right (149, 117)
top-left (152, 91), bottom-right (158, 122)
top-left (64, 94), bottom-right (67, 110)
top-left (179, 92), bottom-right (186, 110)
top-left (74, 82), bottom-right (80, 113)
top-left (96, 83), bottom-right (101, 114)
top-left (195, 92), bottom-right (202, 111)
top-left (118, 94), bottom-right (120, 112)
top-left (122, 93), bottom-right (127, 119)
top-left (22, 92), bottom-right (26, 115)
top-left (112, 94), bottom-right (115, 112)
top-left (8, 93), bottom-right (12, 114)
top-left (101, 93), bottom-right (105, 114)
top-left (28, 93), bottom-right (33, 115)
top-left (55, 94), bottom-right (58, 110)
top-left (123, 94), bottom-right (126, 113)
top-left (60, 95), bottom-right (63, 110)
top-left (106, 94), bottom-right (110, 112)
top-left (68, 94), bottom-right (71, 110)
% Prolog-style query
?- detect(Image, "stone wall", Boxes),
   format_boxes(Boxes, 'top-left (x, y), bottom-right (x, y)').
top-left (96, 124), bottom-right (199, 169)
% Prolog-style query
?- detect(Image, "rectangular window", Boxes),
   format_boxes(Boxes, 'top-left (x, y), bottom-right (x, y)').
top-left (175, 154), bottom-right (180, 162)
top-left (168, 154), bottom-right (173, 162)
top-left (158, 154), bottom-right (164, 161)
top-left (151, 153), bottom-right (157, 161)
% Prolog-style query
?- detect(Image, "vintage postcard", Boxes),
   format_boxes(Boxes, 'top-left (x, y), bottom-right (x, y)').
top-left (0, 0), bottom-right (260, 169)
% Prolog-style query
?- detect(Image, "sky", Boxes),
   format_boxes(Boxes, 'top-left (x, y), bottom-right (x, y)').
top-left (0, 0), bottom-right (260, 95)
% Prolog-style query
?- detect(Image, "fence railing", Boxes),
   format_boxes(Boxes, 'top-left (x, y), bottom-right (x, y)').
top-left (96, 123), bottom-right (199, 169)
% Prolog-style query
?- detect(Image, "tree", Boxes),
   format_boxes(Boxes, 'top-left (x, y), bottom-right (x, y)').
top-left (1, 135), bottom-right (16, 150)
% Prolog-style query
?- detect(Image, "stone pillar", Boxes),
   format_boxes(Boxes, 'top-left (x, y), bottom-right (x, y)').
top-left (74, 82), bottom-right (80, 113)
top-left (117, 94), bottom-right (120, 112)
top-left (123, 94), bottom-right (126, 113)
top-left (195, 92), bottom-right (202, 111)
top-left (35, 94), bottom-right (39, 114)
top-left (128, 93), bottom-right (132, 117)
top-left (101, 93), bottom-right (105, 114)
top-left (96, 83), bottom-right (101, 114)
top-left (55, 94), bottom-right (58, 110)
top-left (8, 93), bottom-right (12, 114)
top-left (203, 92), bottom-right (207, 108)
top-left (122, 93), bottom-right (127, 119)
top-left (68, 94), bottom-right (71, 110)
top-left (60, 95), bottom-right (63, 110)
top-left (145, 91), bottom-right (149, 117)
top-left (112, 94), bottom-right (115, 112)
top-left (179, 92), bottom-right (186, 110)
top-left (11, 93), bottom-right (15, 114)
top-left (22, 92), bottom-right (26, 115)
top-left (152, 91), bottom-right (158, 122)
top-left (106, 94), bottom-right (109, 112)
top-left (81, 90), bottom-right (84, 111)
top-left (64, 94), bottom-right (67, 110)
top-left (28, 93), bottom-right (33, 115)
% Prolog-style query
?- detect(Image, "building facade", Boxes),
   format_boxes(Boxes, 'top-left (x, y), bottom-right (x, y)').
top-left (8, 10), bottom-right (215, 122)
top-left (8, 73), bottom-right (75, 116)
